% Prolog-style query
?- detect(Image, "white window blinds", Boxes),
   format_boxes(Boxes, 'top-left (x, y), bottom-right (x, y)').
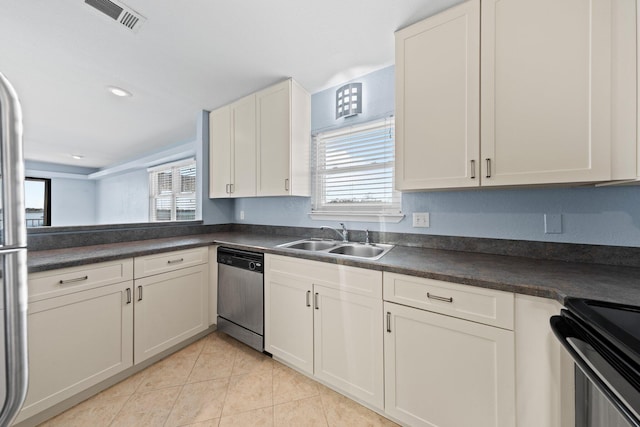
top-left (312, 117), bottom-right (401, 215)
top-left (149, 159), bottom-right (197, 222)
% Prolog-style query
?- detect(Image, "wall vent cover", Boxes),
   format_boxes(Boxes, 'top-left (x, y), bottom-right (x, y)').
top-left (84, 0), bottom-right (146, 32)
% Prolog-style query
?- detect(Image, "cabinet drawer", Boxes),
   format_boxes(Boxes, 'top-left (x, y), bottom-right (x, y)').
top-left (28, 259), bottom-right (133, 302)
top-left (383, 272), bottom-right (514, 330)
top-left (266, 254), bottom-right (381, 298)
top-left (134, 247), bottom-right (208, 278)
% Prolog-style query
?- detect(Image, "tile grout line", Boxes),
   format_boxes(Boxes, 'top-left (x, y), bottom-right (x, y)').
top-left (163, 339), bottom-right (207, 427)
top-left (216, 342), bottom-right (239, 423)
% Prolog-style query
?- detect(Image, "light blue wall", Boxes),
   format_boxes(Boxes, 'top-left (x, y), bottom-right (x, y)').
top-left (51, 178), bottom-right (97, 226)
top-left (233, 66), bottom-right (640, 247)
top-left (96, 168), bottom-right (150, 224)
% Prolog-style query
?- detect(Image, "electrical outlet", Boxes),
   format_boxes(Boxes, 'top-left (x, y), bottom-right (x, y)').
top-left (412, 212), bottom-right (430, 228)
top-left (544, 213), bottom-right (562, 234)
top-left (240, 210), bottom-right (245, 220)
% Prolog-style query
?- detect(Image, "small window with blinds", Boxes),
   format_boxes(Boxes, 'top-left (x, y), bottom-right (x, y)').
top-left (312, 117), bottom-right (401, 219)
top-left (149, 159), bottom-right (197, 222)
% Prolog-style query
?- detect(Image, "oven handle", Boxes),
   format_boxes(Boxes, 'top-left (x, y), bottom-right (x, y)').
top-left (550, 315), bottom-right (640, 427)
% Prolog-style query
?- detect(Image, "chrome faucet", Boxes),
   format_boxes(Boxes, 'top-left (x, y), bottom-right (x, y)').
top-left (321, 223), bottom-right (349, 242)
top-left (365, 229), bottom-right (370, 245)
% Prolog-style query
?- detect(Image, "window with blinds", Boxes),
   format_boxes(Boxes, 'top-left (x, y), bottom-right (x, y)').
top-left (149, 159), bottom-right (197, 222)
top-left (312, 117), bottom-right (401, 216)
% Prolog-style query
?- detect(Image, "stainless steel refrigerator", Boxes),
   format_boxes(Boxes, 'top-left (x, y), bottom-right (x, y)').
top-left (0, 71), bottom-right (29, 425)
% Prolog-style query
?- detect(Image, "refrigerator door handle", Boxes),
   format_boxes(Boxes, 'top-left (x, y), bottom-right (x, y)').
top-left (0, 71), bottom-right (29, 426)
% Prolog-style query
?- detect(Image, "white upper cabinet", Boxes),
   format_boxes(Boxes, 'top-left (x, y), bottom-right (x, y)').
top-left (256, 79), bottom-right (311, 196)
top-left (396, 0), bottom-right (480, 190)
top-left (396, 0), bottom-right (637, 190)
top-left (230, 94), bottom-right (257, 197)
top-left (209, 78), bottom-right (310, 199)
top-left (209, 105), bottom-right (232, 198)
top-left (481, 0), bottom-right (612, 186)
top-left (209, 95), bottom-right (256, 198)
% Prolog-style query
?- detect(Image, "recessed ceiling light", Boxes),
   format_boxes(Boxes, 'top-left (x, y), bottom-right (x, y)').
top-left (71, 154), bottom-right (84, 160)
top-left (107, 86), bottom-right (132, 97)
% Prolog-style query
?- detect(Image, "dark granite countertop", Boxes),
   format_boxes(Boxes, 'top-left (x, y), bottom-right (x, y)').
top-left (27, 231), bottom-right (640, 306)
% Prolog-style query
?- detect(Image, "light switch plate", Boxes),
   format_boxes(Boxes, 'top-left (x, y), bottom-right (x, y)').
top-left (544, 214), bottom-right (562, 234)
top-left (413, 212), bottom-right (430, 228)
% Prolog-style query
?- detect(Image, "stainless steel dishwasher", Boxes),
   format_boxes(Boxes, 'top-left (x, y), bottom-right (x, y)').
top-left (217, 247), bottom-right (264, 351)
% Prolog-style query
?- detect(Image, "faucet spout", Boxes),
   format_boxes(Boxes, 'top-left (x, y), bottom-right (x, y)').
top-left (321, 223), bottom-right (349, 242)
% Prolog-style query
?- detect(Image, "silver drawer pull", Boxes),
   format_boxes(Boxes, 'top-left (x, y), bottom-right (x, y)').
top-left (306, 290), bottom-right (311, 307)
top-left (59, 276), bottom-right (88, 285)
top-left (138, 286), bottom-right (143, 301)
top-left (386, 312), bottom-right (392, 333)
top-left (427, 293), bottom-right (453, 303)
top-left (126, 288), bottom-right (132, 304)
top-left (314, 292), bottom-right (319, 310)
top-left (167, 258), bottom-right (184, 264)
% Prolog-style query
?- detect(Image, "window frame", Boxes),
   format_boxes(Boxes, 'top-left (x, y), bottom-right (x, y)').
top-left (310, 117), bottom-right (403, 223)
top-left (25, 177), bottom-right (51, 227)
top-left (148, 159), bottom-right (197, 222)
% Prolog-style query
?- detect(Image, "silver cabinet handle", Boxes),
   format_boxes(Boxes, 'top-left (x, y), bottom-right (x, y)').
top-left (126, 288), bottom-right (132, 304)
top-left (59, 276), bottom-right (88, 285)
top-left (285, 178), bottom-right (289, 191)
top-left (470, 160), bottom-right (476, 179)
top-left (314, 292), bottom-right (319, 310)
top-left (427, 292), bottom-right (453, 303)
top-left (230, 183), bottom-right (234, 194)
top-left (167, 258), bottom-right (184, 264)
top-left (306, 290), bottom-right (311, 307)
top-left (386, 312), bottom-right (392, 333)
top-left (485, 158), bottom-right (492, 178)
top-left (138, 286), bottom-right (143, 302)
top-left (225, 184), bottom-right (230, 194)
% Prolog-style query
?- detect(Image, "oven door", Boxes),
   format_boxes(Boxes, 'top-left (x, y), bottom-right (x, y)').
top-left (551, 313), bottom-right (640, 427)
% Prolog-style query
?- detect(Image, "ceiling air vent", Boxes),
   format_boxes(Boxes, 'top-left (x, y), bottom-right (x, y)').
top-left (84, 0), bottom-right (146, 33)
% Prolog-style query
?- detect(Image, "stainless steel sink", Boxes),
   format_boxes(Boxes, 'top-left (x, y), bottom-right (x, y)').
top-left (278, 239), bottom-right (393, 260)
top-left (329, 245), bottom-right (384, 258)
top-left (285, 240), bottom-right (338, 251)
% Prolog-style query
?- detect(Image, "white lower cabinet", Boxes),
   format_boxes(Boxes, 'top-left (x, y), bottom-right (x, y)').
top-left (515, 294), bottom-right (575, 427)
top-left (133, 264), bottom-right (209, 363)
top-left (264, 266), bottom-right (314, 375)
top-left (133, 248), bottom-right (209, 364)
top-left (19, 249), bottom-right (210, 424)
top-left (384, 301), bottom-right (515, 427)
top-left (264, 254), bottom-right (383, 409)
top-left (18, 259), bottom-right (135, 423)
top-left (383, 272), bottom-right (515, 427)
top-left (314, 285), bottom-right (383, 408)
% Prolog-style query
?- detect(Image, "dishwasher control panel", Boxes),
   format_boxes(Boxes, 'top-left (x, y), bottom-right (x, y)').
top-left (217, 247), bottom-right (264, 273)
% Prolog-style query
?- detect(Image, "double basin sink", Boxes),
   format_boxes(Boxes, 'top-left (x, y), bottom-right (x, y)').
top-left (278, 239), bottom-right (393, 260)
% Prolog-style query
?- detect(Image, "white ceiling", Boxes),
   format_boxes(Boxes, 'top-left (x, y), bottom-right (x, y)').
top-left (0, 0), bottom-right (461, 168)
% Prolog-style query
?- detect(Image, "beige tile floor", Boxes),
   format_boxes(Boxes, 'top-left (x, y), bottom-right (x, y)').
top-left (39, 331), bottom-right (399, 427)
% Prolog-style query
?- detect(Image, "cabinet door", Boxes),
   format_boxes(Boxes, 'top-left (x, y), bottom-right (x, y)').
top-left (18, 282), bottom-right (133, 422)
top-left (481, 0), bottom-right (612, 185)
top-left (314, 286), bottom-right (384, 409)
top-left (209, 106), bottom-right (232, 198)
top-left (384, 301), bottom-right (515, 427)
top-left (264, 269), bottom-right (313, 375)
top-left (256, 80), bottom-right (291, 196)
top-left (134, 264), bottom-right (209, 364)
top-left (395, 0), bottom-right (480, 190)
top-left (231, 94), bottom-right (256, 197)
